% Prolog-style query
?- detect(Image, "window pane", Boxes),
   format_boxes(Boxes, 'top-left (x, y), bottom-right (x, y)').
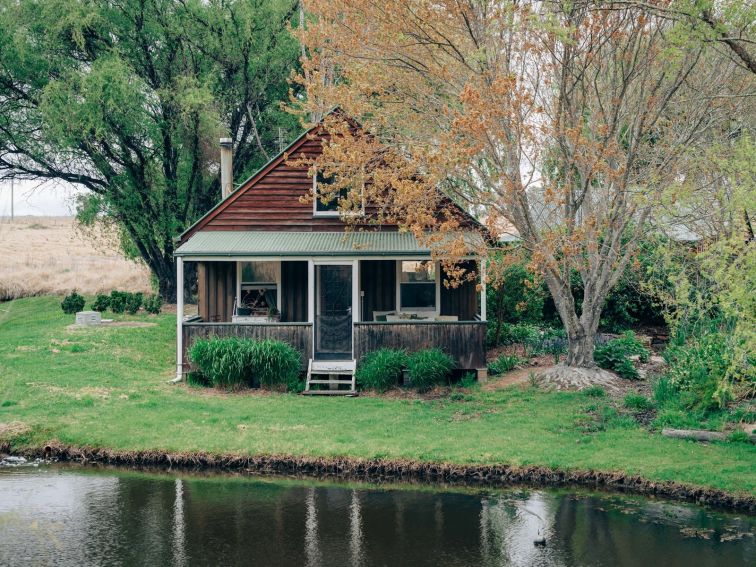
top-left (241, 261), bottom-right (277, 283)
top-left (315, 170), bottom-right (345, 212)
top-left (400, 282), bottom-right (436, 309)
top-left (400, 261), bottom-right (435, 282)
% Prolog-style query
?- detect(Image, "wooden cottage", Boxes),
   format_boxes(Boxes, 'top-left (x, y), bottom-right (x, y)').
top-left (175, 117), bottom-right (487, 393)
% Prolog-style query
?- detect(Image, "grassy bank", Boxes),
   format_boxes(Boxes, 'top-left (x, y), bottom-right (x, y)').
top-left (1, 297), bottom-right (754, 497)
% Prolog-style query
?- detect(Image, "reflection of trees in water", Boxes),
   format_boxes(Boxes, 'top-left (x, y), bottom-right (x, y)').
top-left (58, 473), bottom-right (755, 567)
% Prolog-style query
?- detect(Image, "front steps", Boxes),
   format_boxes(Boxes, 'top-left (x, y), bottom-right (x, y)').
top-left (303, 359), bottom-right (357, 396)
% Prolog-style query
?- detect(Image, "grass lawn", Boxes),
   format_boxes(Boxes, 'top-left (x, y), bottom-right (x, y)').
top-left (1, 296), bottom-right (754, 496)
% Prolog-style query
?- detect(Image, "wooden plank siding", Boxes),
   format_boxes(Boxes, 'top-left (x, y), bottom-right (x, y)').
top-left (440, 260), bottom-right (479, 321)
top-left (360, 260), bottom-right (396, 321)
top-left (280, 261), bottom-right (308, 322)
top-left (197, 261), bottom-right (236, 322)
top-left (182, 322), bottom-right (313, 370)
top-left (353, 322), bottom-right (486, 369)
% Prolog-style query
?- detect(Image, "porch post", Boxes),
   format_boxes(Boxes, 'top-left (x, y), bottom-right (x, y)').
top-left (176, 256), bottom-right (184, 381)
top-left (480, 255), bottom-right (487, 322)
top-left (308, 259), bottom-right (315, 359)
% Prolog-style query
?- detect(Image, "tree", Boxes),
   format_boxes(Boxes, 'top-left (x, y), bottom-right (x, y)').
top-left (0, 0), bottom-right (300, 300)
top-left (294, 0), bottom-right (752, 383)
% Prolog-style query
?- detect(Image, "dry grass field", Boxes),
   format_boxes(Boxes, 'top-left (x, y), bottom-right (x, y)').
top-left (0, 217), bottom-right (151, 300)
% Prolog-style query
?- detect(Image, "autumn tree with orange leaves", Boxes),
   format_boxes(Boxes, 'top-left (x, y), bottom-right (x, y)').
top-left (294, 0), bottom-right (752, 386)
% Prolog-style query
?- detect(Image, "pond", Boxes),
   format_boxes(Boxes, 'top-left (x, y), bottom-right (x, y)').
top-left (0, 463), bottom-right (753, 566)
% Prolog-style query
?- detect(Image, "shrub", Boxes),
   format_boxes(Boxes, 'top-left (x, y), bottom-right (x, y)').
top-left (356, 348), bottom-right (409, 392)
top-left (109, 291), bottom-right (127, 313)
top-left (624, 393), bottom-right (654, 411)
top-left (189, 336), bottom-right (252, 388)
top-left (188, 337), bottom-right (300, 390)
top-left (488, 354), bottom-right (520, 375)
top-left (143, 294), bottom-right (162, 315)
top-left (594, 331), bottom-right (650, 380)
top-left (91, 294), bottom-right (110, 312)
top-left (61, 291), bottom-right (86, 314)
top-left (406, 348), bottom-right (455, 392)
top-left (124, 292), bottom-right (143, 314)
top-left (252, 339), bottom-right (301, 389)
top-left (663, 330), bottom-right (735, 410)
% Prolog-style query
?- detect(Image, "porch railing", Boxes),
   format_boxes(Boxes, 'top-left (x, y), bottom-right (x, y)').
top-left (182, 321), bottom-right (313, 370)
top-left (353, 321), bottom-right (487, 369)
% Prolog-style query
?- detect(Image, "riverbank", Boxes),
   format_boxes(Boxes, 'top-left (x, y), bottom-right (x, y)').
top-left (3, 442), bottom-right (755, 512)
top-left (1, 297), bottom-right (754, 509)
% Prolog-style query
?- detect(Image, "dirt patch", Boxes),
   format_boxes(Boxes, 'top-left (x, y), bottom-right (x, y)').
top-left (3, 441), bottom-right (753, 513)
top-left (0, 422), bottom-right (30, 438)
top-left (482, 367), bottom-right (541, 391)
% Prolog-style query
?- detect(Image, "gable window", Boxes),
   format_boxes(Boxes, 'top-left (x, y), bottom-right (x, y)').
top-left (399, 260), bottom-right (437, 311)
top-left (313, 168), bottom-right (364, 217)
top-left (238, 261), bottom-right (279, 317)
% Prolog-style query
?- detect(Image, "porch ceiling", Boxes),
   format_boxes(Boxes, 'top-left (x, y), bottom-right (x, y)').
top-left (174, 231), bottom-right (483, 258)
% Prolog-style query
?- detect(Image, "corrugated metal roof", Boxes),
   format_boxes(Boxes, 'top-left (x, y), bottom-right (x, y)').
top-left (175, 231), bottom-right (482, 257)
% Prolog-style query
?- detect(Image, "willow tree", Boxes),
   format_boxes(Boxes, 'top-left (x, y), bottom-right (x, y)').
top-left (0, 0), bottom-right (300, 300)
top-left (295, 0), bottom-right (749, 385)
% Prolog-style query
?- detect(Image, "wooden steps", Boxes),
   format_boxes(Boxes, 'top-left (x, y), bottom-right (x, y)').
top-left (303, 359), bottom-right (357, 396)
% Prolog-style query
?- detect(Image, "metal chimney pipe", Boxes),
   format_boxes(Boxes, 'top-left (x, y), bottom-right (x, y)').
top-left (220, 137), bottom-right (233, 199)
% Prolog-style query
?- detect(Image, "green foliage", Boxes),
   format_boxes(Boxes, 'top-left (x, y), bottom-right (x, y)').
top-left (143, 294), bottom-right (163, 315)
top-left (595, 332), bottom-right (650, 380)
top-left (459, 372), bottom-right (478, 388)
top-left (356, 348), bottom-right (409, 392)
top-left (91, 294), bottom-right (111, 312)
top-left (109, 291), bottom-right (127, 314)
top-left (124, 292), bottom-right (143, 314)
top-left (189, 337), bottom-right (253, 388)
top-left (60, 291), bottom-right (85, 314)
top-left (582, 386), bottom-right (606, 398)
top-left (624, 393), bottom-right (654, 412)
top-left (0, 0), bottom-right (301, 299)
top-left (663, 323), bottom-right (740, 410)
top-left (188, 337), bottom-right (300, 390)
top-left (251, 339), bottom-right (301, 390)
top-left (406, 348), bottom-right (455, 392)
top-left (488, 354), bottom-right (520, 375)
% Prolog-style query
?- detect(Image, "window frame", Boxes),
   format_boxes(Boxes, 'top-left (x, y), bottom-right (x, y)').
top-left (395, 260), bottom-right (441, 314)
top-left (312, 166), bottom-right (365, 218)
top-left (236, 261), bottom-right (281, 314)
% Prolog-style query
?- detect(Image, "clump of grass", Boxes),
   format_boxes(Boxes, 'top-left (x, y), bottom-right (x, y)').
top-left (188, 337), bottom-right (300, 390)
top-left (582, 385), bottom-right (606, 398)
top-left (406, 348), bottom-right (455, 392)
top-left (356, 348), bottom-right (408, 392)
top-left (488, 354), bottom-right (520, 375)
top-left (624, 393), bottom-right (654, 411)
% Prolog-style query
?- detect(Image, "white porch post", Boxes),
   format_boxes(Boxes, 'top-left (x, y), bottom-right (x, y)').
top-left (175, 256), bottom-right (184, 381)
top-left (352, 260), bottom-right (360, 323)
top-left (480, 255), bottom-right (487, 322)
top-left (308, 259), bottom-right (315, 359)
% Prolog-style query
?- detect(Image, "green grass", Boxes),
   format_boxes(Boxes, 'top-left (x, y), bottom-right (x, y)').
top-left (1, 297), bottom-right (754, 495)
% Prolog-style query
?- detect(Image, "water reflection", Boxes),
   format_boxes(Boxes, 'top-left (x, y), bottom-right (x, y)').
top-left (0, 465), bottom-right (753, 566)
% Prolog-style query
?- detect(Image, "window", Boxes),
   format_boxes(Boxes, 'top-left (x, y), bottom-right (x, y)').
top-left (238, 261), bottom-right (278, 316)
top-left (313, 168), bottom-right (364, 216)
top-left (399, 261), bottom-right (437, 311)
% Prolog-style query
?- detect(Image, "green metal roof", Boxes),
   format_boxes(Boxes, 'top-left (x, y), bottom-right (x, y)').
top-left (174, 231), bottom-right (482, 258)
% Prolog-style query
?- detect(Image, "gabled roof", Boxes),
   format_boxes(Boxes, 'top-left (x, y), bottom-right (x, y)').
top-left (176, 110), bottom-right (484, 248)
top-left (176, 113), bottom-right (332, 245)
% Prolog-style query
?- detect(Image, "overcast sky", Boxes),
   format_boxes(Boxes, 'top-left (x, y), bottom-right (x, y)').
top-left (0, 180), bottom-right (85, 217)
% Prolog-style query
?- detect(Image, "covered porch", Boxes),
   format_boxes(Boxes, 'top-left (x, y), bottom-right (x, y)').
top-left (174, 232), bottom-right (487, 382)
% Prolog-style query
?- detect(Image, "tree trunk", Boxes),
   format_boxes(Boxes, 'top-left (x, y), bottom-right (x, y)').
top-left (565, 329), bottom-right (597, 367)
